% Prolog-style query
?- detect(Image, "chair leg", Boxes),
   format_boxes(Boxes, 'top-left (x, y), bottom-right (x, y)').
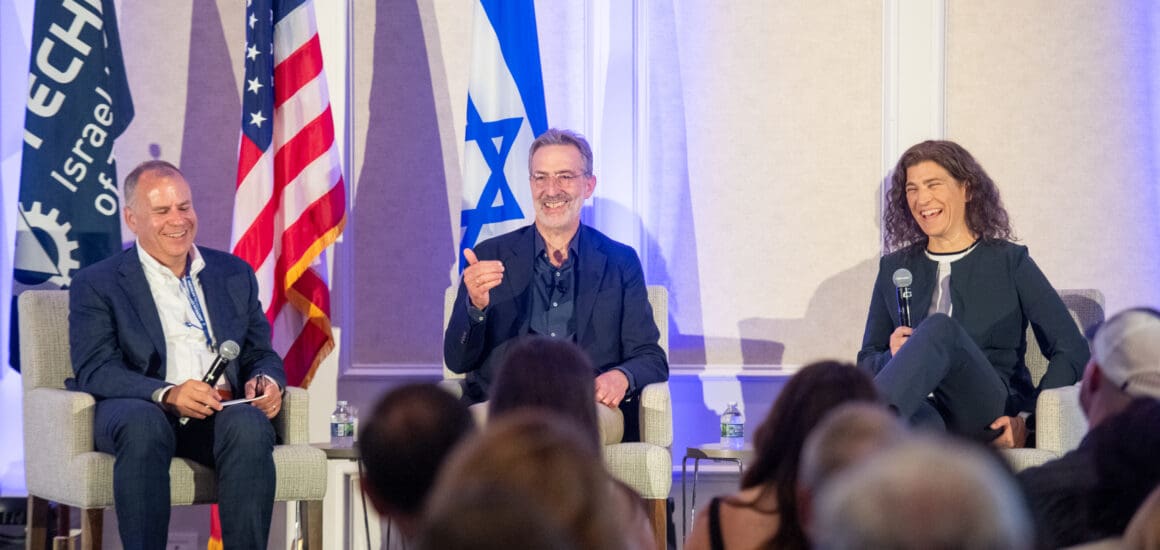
top-left (27, 495), bottom-right (50, 550)
top-left (300, 500), bottom-right (323, 550)
top-left (644, 498), bottom-right (667, 550)
top-left (80, 509), bottom-right (102, 550)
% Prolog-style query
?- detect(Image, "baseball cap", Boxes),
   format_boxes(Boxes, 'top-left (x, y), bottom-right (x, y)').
top-left (1092, 308), bottom-right (1160, 399)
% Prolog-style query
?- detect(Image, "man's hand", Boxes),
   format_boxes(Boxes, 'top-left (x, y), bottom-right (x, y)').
top-left (245, 376), bottom-right (283, 419)
top-left (164, 379), bottom-right (222, 419)
top-left (462, 248), bottom-right (505, 310)
top-left (889, 326), bottom-right (914, 356)
top-left (989, 415), bottom-right (1028, 449)
top-left (594, 370), bottom-right (629, 409)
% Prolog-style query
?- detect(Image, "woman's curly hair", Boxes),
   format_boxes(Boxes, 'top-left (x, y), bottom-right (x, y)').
top-left (883, 140), bottom-right (1014, 252)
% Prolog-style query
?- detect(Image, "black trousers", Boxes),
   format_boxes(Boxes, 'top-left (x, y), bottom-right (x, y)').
top-left (874, 313), bottom-right (1009, 440)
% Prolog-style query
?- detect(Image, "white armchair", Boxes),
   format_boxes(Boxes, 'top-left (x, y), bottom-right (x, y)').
top-left (1003, 289), bottom-right (1103, 471)
top-left (442, 285), bottom-right (673, 550)
top-left (19, 290), bottom-right (328, 549)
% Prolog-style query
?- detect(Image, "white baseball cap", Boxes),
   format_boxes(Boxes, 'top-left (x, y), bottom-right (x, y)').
top-left (1092, 308), bottom-right (1160, 399)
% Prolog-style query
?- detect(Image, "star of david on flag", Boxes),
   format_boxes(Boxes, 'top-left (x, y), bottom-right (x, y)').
top-left (458, 0), bottom-right (548, 271)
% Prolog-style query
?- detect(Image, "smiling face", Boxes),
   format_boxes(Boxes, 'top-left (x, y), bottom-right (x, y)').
top-left (124, 170), bottom-right (198, 275)
top-left (905, 160), bottom-right (974, 251)
top-left (529, 144), bottom-right (596, 239)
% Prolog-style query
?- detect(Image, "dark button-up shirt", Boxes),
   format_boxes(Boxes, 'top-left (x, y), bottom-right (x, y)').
top-left (529, 230), bottom-right (577, 340)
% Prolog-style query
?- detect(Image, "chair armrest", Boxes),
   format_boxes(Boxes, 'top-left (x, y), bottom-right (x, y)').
top-left (23, 387), bottom-right (96, 464)
top-left (1035, 384), bottom-right (1087, 455)
top-left (275, 386), bottom-right (310, 445)
top-left (438, 378), bottom-right (466, 400)
top-left (638, 382), bottom-right (672, 448)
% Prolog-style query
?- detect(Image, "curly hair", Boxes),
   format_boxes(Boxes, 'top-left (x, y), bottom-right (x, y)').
top-left (882, 140), bottom-right (1014, 252)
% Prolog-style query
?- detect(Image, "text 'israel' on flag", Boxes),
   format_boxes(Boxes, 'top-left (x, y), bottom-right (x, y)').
top-left (458, 0), bottom-right (548, 271)
top-left (231, 0), bottom-right (346, 390)
top-left (15, 0), bottom-right (133, 371)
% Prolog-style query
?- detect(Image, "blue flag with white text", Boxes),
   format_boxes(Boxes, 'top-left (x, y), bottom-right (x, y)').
top-left (458, 0), bottom-right (548, 271)
top-left (13, 0), bottom-right (134, 369)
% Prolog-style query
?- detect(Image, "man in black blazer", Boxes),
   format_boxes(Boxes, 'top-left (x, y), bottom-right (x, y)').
top-left (68, 160), bottom-right (285, 550)
top-left (444, 129), bottom-right (668, 433)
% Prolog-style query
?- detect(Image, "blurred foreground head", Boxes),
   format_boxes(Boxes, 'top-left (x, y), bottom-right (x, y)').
top-left (813, 435), bottom-right (1031, 550)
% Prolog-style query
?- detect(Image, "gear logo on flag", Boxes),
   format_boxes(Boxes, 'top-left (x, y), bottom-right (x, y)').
top-left (14, 201), bottom-right (82, 287)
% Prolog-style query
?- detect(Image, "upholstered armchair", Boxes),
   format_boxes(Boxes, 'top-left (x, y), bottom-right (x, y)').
top-left (19, 290), bottom-right (327, 549)
top-left (442, 285), bottom-right (673, 550)
top-left (1003, 289), bottom-right (1103, 471)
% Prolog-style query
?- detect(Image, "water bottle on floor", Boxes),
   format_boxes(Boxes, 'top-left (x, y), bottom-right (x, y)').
top-left (330, 400), bottom-right (354, 448)
top-left (720, 402), bottom-right (744, 450)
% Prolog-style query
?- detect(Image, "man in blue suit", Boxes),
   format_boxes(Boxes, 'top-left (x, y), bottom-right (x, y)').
top-left (444, 129), bottom-right (668, 437)
top-left (68, 160), bottom-right (285, 550)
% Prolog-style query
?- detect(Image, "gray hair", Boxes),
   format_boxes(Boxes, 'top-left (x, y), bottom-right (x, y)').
top-left (798, 402), bottom-right (906, 494)
top-left (124, 160), bottom-right (183, 208)
top-left (813, 436), bottom-right (1032, 550)
top-left (528, 129), bottom-right (594, 176)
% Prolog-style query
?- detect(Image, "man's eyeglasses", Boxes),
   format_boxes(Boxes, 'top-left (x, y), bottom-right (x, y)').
top-left (530, 172), bottom-right (589, 187)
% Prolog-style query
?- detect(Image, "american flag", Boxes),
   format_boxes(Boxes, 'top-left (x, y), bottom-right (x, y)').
top-left (231, 0), bottom-right (346, 390)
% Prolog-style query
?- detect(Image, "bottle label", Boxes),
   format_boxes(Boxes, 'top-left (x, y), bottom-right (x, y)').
top-left (331, 422), bottom-right (353, 437)
top-left (721, 423), bottom-right (743, 438)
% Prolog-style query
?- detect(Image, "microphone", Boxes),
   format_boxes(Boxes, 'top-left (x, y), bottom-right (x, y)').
top-left (179, 340), bottom-right (241, 426)
top-left (892, 268), bottom-right (913, 328)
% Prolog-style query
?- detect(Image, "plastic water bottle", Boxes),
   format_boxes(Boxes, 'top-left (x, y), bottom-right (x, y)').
top-left (720, 402), bottom-right (744, 449)
top-left (330, 400), bottom-right (354, 448)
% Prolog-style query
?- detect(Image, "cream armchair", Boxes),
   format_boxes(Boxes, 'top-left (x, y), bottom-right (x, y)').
top-left (443, 285), bottom-right (673, 550)
top-left (1003, 289), bottom-right (1103, 471)
top-left (19, 290), bottom-right (327, 549)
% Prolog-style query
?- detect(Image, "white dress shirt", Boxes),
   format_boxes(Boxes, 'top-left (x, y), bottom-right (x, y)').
top-left (137, 244), bottom-right (231, 399)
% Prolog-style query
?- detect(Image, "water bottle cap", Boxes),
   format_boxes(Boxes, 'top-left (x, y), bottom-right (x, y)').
top-left (337, 400), bottom-right (348, 406)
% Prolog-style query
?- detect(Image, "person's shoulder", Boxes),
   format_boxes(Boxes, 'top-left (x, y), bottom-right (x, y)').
top-left (72, 247), bottom-right (134, 284)
top-left (880, 242), bottom-right (925, 268)
top-left (474, 224), bottom-right (533, 254)
top-left (582, 225), bottom-right (638, 260)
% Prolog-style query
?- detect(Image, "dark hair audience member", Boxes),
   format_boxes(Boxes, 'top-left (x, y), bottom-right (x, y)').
top-left (488, 335), bottom-right (605, 449)
top-left (357, 383), bottom-right (475, 538)
top-left (685, 361), bottom-right (879, 550)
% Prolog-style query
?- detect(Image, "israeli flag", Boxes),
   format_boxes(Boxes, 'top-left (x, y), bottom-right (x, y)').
top-left (458, 0), bottom-right (548, 271)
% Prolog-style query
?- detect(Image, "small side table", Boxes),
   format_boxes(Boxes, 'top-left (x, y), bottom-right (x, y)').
top-left (311, 443), bottom-right (385, 549)
top-left (681, 443), bottom-right (755, 541)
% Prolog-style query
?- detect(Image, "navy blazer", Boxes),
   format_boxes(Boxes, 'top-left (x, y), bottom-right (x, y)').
top-left (444, 224), bottom-right (668, 401)
top-left (857, 240), bottom-right (1088, 412)
top-left (68, 246), bottom-right (286, 401)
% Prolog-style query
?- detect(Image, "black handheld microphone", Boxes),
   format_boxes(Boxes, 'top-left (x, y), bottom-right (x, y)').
top-left (179, 340), bottom-right (241, 426)
top-left (892, 268), bottom-right (913, 328)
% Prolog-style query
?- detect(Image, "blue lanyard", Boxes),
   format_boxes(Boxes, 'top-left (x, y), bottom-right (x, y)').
top-left (181, 272), bottom-right (214, 351)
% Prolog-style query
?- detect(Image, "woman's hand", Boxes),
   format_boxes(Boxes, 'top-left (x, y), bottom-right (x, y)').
top-left (889, 326), bottom-right (914, 356)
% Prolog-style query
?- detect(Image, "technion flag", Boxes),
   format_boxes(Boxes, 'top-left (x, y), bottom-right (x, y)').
top-left (15, 0), bottom-right (133, 370)
top-left (458, 0), bottom-right (548, 271)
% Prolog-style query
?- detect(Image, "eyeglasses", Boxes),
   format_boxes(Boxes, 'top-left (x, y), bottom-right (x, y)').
top-left (530, 171), bottom-right (589, 187)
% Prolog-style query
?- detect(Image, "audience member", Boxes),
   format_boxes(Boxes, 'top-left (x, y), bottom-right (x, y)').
top-left (423, 412), bottom-right (652, 550)
top-left (417, 485), bottom-right (578, 550)
top-left (1019, 308), bottom-right (1160, 548)
top-left (488, 335), bottom-right (605, 449)
top-left (1124, 484), bottom-right (1160, 550)
top-left (796, 402), bottom-right (907, 538)
top-left (358, 383), bottom-right (475, 539)
top-left (813, 436), bottom-right (1032, 550)
top-left (1084, 398), bottom-right (1160, 543)
top-left (684, 361), bottom-right (878, 550)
